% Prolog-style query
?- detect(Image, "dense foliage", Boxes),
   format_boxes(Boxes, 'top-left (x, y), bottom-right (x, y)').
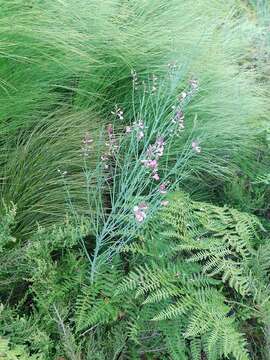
top-left (0, 0), bottom-right (269, 359)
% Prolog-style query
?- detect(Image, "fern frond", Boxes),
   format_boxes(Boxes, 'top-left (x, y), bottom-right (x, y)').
top-left (152, 295), bottom-right (192, 321)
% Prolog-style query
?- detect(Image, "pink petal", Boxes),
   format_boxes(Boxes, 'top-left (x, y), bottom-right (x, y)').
top-left (149, 160), bottom-right (158, 169)
top-left (159, 183), bottom-right (167, 194)
top-left (138, 202), bottom-right (148, 210)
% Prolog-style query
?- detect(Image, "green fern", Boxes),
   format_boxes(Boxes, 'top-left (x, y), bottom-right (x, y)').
top-left (75, 257), bottom-right (125, 333)
top-left (0, 336), bottom-right (44, 359)
top-left (114, 191), bottom-right (269, 359)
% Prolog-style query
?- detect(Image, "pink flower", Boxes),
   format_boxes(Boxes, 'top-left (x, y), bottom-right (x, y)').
top-left (134, 121), bottom-right (145, 140)
top-left (161, 200), bottom-right (169, 206)
top-left (155, 137), bottom-right (165, 157)
top-left (159, 183), bottom-right (167, 194)
top-left (134, 203), bottom-right (148, 222)
top-left (142, 136), bottom-right (166, 180)
top-left (145, 137), bottom-right (165, 158)
top-left (175, 110), bottom-right (184, 121)
top-left (126, 120), bottom-right (145, 140)
top-left (172, 110), bottom-right (185, 131)
top-left (141, 159), bottom-right (158, 171)
top-left (140, 136), bottom-right (168, 181)
top-left (149, 159), bottom-right (158, 170)
top-left (156, 136), bottom-right (165, 147)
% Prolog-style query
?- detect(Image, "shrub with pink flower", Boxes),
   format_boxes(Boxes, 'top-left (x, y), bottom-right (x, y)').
top-left (141, 136), bottom-right (165, 180)
top-left (125, 120), bottom-right (145, 141)
top-left (172, 108), bottom-right (185, 131)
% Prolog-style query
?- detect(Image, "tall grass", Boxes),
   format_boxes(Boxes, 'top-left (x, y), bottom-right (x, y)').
top-left (1, 0), bottom-right (268, 241)
top-left (0, 109), bottom-right (105, 238)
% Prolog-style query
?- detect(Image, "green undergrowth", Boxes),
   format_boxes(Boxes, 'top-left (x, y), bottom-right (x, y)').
top-left (0, 192), bottom-right (269, 359)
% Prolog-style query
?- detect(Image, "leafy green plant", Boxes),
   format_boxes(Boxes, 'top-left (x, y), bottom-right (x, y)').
top-left (71, 192), bottom-right (269, 359)
top-left (0, 336), bottom-right (42, 360)
top-left (113, 192), bottom-right (269, 359)
top-left (1, 196), bottom-right (269, 358)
